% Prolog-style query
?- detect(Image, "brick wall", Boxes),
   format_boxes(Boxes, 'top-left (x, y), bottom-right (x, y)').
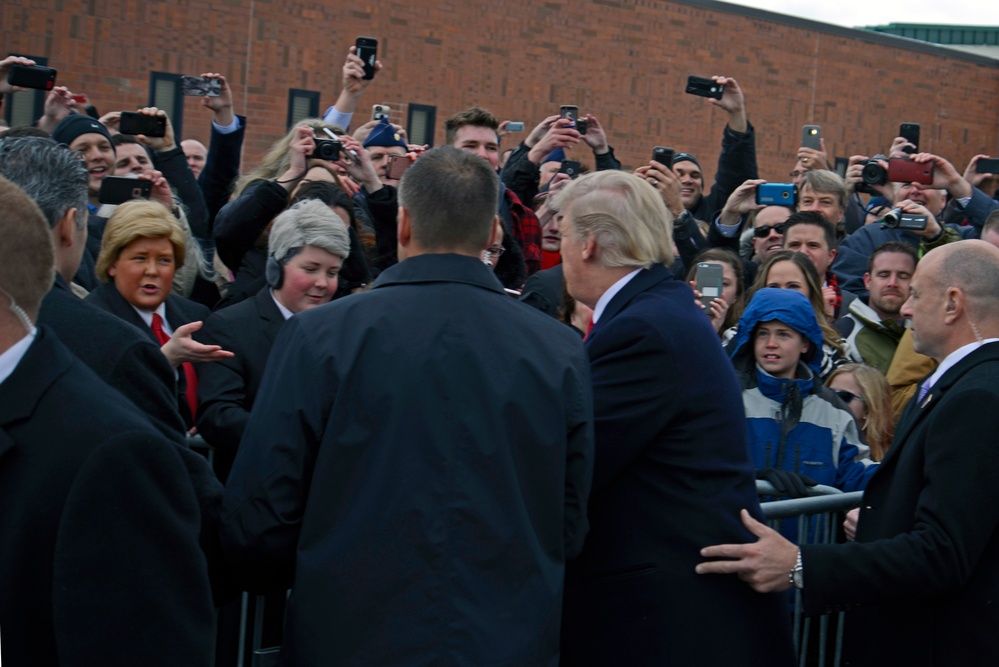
top-left (4, 0), bottom-right (998, 180)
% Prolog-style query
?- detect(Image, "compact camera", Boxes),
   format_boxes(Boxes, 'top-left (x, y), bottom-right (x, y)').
top-left (310, 138), bottom-right (341, 161)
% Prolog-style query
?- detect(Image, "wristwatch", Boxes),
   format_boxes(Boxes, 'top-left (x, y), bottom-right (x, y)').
top-left (789, 549), bottom-right (804, 589)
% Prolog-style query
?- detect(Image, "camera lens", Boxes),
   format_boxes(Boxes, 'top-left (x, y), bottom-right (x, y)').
top-left (861, 160), bottom-right (887, 186)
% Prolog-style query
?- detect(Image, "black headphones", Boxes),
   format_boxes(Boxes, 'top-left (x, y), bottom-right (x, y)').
top-left (265, 256), bottom-right (284, 289)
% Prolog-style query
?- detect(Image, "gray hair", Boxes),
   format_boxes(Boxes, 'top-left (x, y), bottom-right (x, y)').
top-left (799, 169), bottom-right (848, 212)
top-left (553, 170), bottom-right (673, 269)
top-left (0, 136), bottom-right (89, 230)
top-left (397, 146), bottom-right (498, 253)
top-left (269, 198), bottom-right (351, 262)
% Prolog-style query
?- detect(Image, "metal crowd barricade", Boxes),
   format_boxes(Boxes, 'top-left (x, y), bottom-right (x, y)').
top-left (758, 481), bottom-right (864, 667)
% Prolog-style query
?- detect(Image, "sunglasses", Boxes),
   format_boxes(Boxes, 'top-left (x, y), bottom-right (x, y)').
top-left (753, 222), bottom-right (788, 238)
top-left (835, 390), bottom-right (865, 404)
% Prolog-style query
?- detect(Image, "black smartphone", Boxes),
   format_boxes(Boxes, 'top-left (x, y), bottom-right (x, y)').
top-left (98, 177), bottom-right (152, 205)
top-left (652, 146), bottom-right (675, 167)
top-left (977, 158), bottom-right (999, 174)
top-left (756, 183), bottom-right (796, 206)
top-left (802, 125), bottom-right (821, 151)
top-left (387, 154), bottom-right (412, 180)
top-left (899, 122), bottom-right (920, 155)
top-left (558, 160), bottom-right (581, 179)
top-left (179, 75), bottom-right (222, 97)
top-left (559, 105), bottom-right (579, 128)
top-left (685, 75), bottom-right (724, 100)
top-left (7, 64), bottom-right (57, 91)
top-left (119, 111), bottom-right (167, 137)
top-left (355, 37), bottom-right (378, 80)
top-left (695, 262), bottom-right (724, 308)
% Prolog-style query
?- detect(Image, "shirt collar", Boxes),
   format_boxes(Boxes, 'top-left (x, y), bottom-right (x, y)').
top-left (269, 289), bottom-right (295, 320)
top-left (592, 268), bottom-right (642, 324)
top-left (925, 338), bottom-right (999, 391)
top-left (0, 328), bottom-right (36, 387)
top-left (132, 302), bottom-right (171, 335)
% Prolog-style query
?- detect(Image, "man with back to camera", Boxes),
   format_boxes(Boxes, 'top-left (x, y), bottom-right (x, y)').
top-left (550, 169), bottom-right (794, 666)
top-left (697, 239), bottom-right (999, 667)
top-left (221, 146), bottom-right (594, 666)
top-left (0, 175), bottom-right (215, 667)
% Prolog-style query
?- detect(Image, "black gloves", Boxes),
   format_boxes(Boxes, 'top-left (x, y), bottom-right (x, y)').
top-left (756, 468), bottom-right (818, 498)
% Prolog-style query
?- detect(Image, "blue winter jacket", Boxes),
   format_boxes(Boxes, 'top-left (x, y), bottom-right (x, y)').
top-left (731, 289), bottom-right (877, 492)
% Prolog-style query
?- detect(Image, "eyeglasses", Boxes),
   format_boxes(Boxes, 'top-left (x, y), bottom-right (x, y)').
top-left (483, 246), bottom-right (505, 259)
top-left (753, 223), bottom-right (788, 238)
top-left (835, 390), bottom-right (866, 404)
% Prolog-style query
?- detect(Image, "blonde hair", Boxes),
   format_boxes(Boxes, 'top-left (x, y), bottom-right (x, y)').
top-left (95, 199), bottom-right (186, 283)
top-left (233, 118), bottom-right (346, 197)
top-left (553, 170), bottom-right (673, 269)
top-left (826, 363), bottom-right (893, 461)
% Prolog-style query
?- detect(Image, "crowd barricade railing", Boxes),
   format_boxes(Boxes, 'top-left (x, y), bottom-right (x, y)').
top-left (759, 481), bottom-right (863, 667)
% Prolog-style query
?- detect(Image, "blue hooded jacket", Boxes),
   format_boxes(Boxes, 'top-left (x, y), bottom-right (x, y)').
top-left (730, 289), bottom-right (876, 493)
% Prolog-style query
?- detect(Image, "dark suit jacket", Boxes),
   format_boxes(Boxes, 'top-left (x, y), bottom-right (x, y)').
top-left (0, 327), bottom-right (215, 666)
top-left (561, 264), bottom-right (794, 667)
top-left (196, 287), bottom-right (286, 481)
top-left (222, 254), bottom-right (594, 666)
top-left (804, 342), bottom-right (999, 666)
top-left (38, 273), bottom-right (186, 440)
top-left (200, 115), bottom-right (246, 237)
top-left (85, 281), bottom-right (211, 427)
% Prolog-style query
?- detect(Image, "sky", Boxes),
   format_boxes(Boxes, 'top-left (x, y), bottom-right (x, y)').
top-left (722, 0), bottom-right (999, 30)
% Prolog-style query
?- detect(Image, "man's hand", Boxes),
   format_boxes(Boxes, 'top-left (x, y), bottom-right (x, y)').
top-left (336, 135), bottom-right (381, 193)
top-left (524, 115), bottom-right (561, 150)
top-left (37, 86), bottom-right (76, 134)
top-left (134, 169), bottom-right (175, 210)
top-left (695, 509), bottom-right (798, 593)
top-left (580, 114), bottom-right (609, 155)
top-left (199, 72), bottom-right (234, 126)
top-left (351, 118), bottom-right (405, 145)
top-left (844, 507), bottom-right (860, 542)
top-left (718, 178), bottom-right (766, 227)
top-left (711, 76), bottom-right (747, 133)
top-left (99, 110), bottom-right (122, 135)
top-left (0, 55), bottom-right (37, 93)
top-left (161, 321), bottom-right (234, 367)
top-left (797, 139), bottom-right (830, 172)
top-left (962, 154), bottom-right (999, 194)
top-left (894, 199), bottom-right (942, 240)
top-left (635, 162), bottom-right (683, 217)
top-left (527, 118), bottom-right (580, 164)
top-left (888, 136), bottom-right (916, 159)
top-left (341, 46), bottom-right (381, 96)
top-left (912, 152), bottom-right (972, 199)
top-left (133, 107), bottom-right (176, 152)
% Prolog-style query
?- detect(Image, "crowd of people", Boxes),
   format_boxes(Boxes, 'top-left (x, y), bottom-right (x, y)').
top-left (2, 41), bottom-right (999, 667)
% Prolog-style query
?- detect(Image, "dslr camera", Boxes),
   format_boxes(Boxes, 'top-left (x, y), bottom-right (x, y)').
top-left (858, 154), bottom-right (888, 194)
top-left (880, 207), bottom-right (928, 231)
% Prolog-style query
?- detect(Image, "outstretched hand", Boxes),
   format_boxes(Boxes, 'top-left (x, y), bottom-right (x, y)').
top-left (695, 509), bottom-right (798, 593)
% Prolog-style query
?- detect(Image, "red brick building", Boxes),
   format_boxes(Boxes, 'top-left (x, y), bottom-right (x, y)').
top-left (4, 0), bottom-right (997, 178)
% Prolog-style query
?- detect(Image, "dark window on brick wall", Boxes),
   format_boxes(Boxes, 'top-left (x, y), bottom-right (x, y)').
top-left (149, 72), bottom-right (184, 139)
top-left (407, 104), bottom-right (436, 147)
top-left (287, 89), bottom-right (320, 129)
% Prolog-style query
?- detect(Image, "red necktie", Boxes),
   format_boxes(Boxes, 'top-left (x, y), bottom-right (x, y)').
top-left (583, 317), bottom-right (595, 341)
top-left (151, 313), bottom-right (198, 419)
